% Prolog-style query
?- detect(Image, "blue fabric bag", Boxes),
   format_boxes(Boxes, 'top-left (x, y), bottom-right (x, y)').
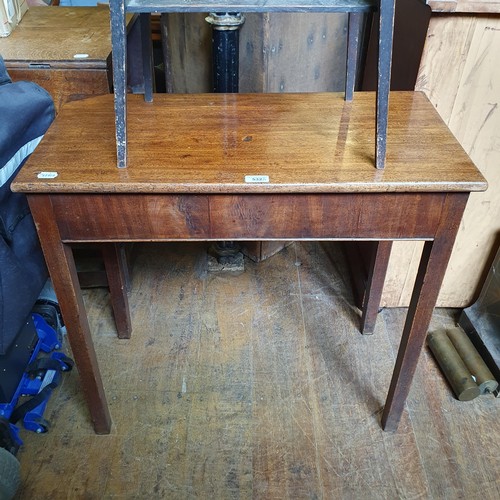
top-left (0, 55), bottom-right (55, 355)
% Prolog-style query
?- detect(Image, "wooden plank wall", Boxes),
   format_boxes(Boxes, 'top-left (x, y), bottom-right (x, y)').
top-left (161, 13), bottom-right (349, 93)
top-left (241, 13), bottom-right (349, 93)
top-left (381, 13), bottom-right (500, 307)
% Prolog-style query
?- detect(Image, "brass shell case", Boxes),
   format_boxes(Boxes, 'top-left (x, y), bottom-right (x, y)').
top-left (446, 327), bottom-right (499, 394)
top-left (428, 330), bottom-right (480, 401)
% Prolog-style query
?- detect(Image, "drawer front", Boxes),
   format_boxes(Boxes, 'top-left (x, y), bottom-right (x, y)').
top-left (45, 192), bottom-right (460, 243)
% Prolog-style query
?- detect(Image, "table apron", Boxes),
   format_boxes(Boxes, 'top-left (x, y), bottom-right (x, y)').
top-left (42, 192), bottom-right (460, 242)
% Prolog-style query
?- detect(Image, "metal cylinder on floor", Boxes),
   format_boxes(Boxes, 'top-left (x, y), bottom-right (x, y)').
top-left (446, 326), bottom-right (498, 394)
top-left (427, 329), bottom-right (481, 401)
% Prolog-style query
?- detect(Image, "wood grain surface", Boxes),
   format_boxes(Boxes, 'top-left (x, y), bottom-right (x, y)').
top-left (426, 0), bottom-right (500, 13)
top-left (241, 12), bottom-right (350, 93)
top-left (27, 195), bottom-right (112, 434)
top-left (0, 6), bottom-right (114, 66)
top-left (14, 90), bottom-right (485, 436)
top-left (381, 13), bottom-right (500, 307)
top-left (5, 68), bottom-right (111, 112)
top-left (161, 13), bottom-right (351, 93)
top-left (0, 6), bottom-right (121, 113)
top-left (126, 0), bottom-right (377, 13)
top-left (46, 192), bottom-right (453, 242)
top-left (12, 91), bottom-right (486, 194)
top-left (13, 242), bottom-right (500, 498)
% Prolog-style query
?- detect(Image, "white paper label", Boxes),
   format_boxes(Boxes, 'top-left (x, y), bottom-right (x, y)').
top-left (245, 175), bottom-right (269, 183)
top-left (37, 171), bottom-right (58, 179)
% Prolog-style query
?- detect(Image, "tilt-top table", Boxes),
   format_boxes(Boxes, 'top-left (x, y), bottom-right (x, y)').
top-left (12, 91), bottom-right (487, 433)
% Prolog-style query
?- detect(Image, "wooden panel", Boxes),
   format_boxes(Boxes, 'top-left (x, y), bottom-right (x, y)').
top-left (126, 0), bottom-right (377, 13)
top-left (11, 92), bottom-right (486, 194)
top-left (0, 6), bottom-right (128, 114)
top-left (382, 14), bottom-right (500, 307)
top-left (7, 68), bottom-right (110, 113)
top-left (427, 0), bottom-right (500, 13)
top-left (207, 193), bottom-right (451, 240)
top-left (52, 194), bottom-right (211, 241)
top-left (416, 15), bottom-right (476, 121)
top-left (242, 13), bottom-right (349, 92)
top-left (242, 240), bottom-right (292, 261)
top-left (162, 12), bottom-right (349, 93)
top-left (362, 0), bottom-right (431, 91)
top-left (161, 13), bottom-right (213, 93)
top-left (48, 192), bottom-right (455, 242)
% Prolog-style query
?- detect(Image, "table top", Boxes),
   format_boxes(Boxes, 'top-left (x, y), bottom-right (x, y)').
top-left (12, 91), bottom-right (487, 195)
top-left (0, 6), bottom-right (115, 69)
top-left (124, 0), bottom-right (376, 13)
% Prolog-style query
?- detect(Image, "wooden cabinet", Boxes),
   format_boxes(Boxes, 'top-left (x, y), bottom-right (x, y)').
top-left (0, 6), bottom-right (114, 113)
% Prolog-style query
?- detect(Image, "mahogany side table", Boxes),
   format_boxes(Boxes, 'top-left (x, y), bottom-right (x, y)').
top-left (12, 91), bottom-right (487, 434)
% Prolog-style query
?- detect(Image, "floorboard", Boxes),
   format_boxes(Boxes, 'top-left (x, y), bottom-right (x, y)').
top-left (13, 242), bottom-right (500, 499)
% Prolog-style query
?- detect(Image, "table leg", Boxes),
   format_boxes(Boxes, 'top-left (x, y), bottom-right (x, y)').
top-left (376, 0), bottom-right (396, 169)
top-left (140, 13), bottom-right (154, 102)
top-left (345, 12), bottom-right (361, 101)
top-left (360, 240), bottom-right (392, 334)
top-left (381, 193), bottom-right (469, 431)
top-left (102, 243), bottom-right (132, 339)
top-left (110, 0), bottom-right (128, 168)
top-left (28, 195), bottom-right (112, 434)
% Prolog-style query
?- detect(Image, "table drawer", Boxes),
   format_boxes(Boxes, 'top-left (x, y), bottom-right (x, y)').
top-left (46, 192), bottom-right (460, 243)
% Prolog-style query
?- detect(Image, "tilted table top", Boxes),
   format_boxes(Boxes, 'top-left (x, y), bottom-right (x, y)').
top-left (12, 91), bottom-right (487, 195)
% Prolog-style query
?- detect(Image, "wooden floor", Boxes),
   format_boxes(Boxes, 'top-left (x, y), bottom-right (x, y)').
top-left (14, 242), bottom-right (499, 499)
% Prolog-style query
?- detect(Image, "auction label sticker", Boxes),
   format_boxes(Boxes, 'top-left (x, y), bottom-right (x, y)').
top-left (37, 171), bottom-right (58, 179)
top-left (245, 175), bottom-right (269, 183)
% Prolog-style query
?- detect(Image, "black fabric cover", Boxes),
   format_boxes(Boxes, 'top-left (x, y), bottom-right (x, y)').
top-left (0, 55), bottom-right (55, 355)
